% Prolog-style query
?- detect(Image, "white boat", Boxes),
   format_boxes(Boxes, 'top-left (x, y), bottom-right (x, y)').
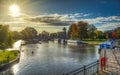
top-left (67, 40), bottom-right (82, 45)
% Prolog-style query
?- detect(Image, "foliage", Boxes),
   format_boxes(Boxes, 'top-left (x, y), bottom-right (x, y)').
top-left (20, 27), bottom-right (38, 40)
top-left (0, 24), bottom-right (14, 49)
top-left (0, 50), bottom-right (19, 64)
top-left (77, 21), bottom-right (88, 40)
top-left (12, 31), bottom-right (22, 40)
top-left (95, 30), bottom-right (105, 39)
top-left (68, 21), bottom-right (96, 40)
top-left (116, 27), bottom-right (120, 39)
top-left (87, 24), bottom-right (97, 39)
top-left (68, 23), bottom-right (78, 39)
top-left (40, 30), bottom-right (49, 41)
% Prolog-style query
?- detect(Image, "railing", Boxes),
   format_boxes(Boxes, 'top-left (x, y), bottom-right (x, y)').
top-left (108, 48), bottom-right (120, 75)
top-left (63, 60), bottom-right (99, 75)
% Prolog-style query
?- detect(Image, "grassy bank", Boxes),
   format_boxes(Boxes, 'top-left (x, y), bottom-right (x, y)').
top-left (83, 40), bottom-right (106, 45)
top-left (0, 50), bottom-right (19, 65)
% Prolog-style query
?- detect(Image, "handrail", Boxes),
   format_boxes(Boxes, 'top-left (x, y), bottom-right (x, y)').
top-left (63, 60), bottom-right (99, 75)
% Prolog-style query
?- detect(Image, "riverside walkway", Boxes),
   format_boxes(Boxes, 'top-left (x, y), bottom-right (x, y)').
top-left (106, 48), bottom-right (120, 75)
top-left (100, 47), bottom-right (120, 75)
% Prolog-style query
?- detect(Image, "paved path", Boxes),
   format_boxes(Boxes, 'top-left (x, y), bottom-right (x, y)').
top-left (105, 48), bottom-right (120, 75)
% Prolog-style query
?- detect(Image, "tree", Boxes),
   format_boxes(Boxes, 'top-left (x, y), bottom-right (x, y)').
top-left (41, 30), bottom-right (49, 41)
top-left (21, 27), bottom-right (38, 40)
top-left (77, 21), bottom-right (88, 40)
top-left (12, 31), bottom-right (22, 40)
top-left (87, 24), bottom-right (97, 40)
top-left (68, 23), bottom-right (78, 39)
top-left (49, 33), bottom-right (57, 40)
top-left (0, 24), bottom-right (14, 49)
top-left (95, 30), bottom-right (104, 40)
top-left (116, 27), bottom-right (120, 39)
top-left (111, 31), bottom-right (116, 39)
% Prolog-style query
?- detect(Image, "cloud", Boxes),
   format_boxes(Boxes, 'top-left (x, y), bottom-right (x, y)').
top-left (21, 13), bottom-right (120, 31)
top-left (23, 13), bottom-right (91, 26)
top-left (97, 22), bottom-right (120, 31)
top-left (23, 15), bottom-right (72, 26)
top-left (80, 16), bottom-right (120, 24)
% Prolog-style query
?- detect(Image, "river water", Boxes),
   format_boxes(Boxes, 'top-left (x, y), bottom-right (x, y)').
top-left (1, 41), bottom-right (99, 75)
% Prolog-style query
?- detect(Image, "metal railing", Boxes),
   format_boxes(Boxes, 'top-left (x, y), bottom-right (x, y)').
top-left (108, 48), bottom-right (120, 75)
top-left (63, 60), bottom-right (99, 75)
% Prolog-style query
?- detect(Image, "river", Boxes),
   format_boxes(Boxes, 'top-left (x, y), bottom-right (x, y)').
top-left (1, 41), bottom-right (99, 75)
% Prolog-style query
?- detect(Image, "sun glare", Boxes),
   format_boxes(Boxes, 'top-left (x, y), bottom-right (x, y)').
top-left (9, 4), bottom-right (20, 17)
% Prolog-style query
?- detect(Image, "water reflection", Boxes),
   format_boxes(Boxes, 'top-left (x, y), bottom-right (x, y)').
top-left (3, 42), bottom-right (99, 75)
top-left (12, 64), bottom-right (19, 75)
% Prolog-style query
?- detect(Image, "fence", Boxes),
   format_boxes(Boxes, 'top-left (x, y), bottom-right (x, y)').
top-left (63, 60), bottom-right (99, 75)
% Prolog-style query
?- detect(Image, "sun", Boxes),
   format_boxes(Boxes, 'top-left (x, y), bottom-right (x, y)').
top-left (9, 4), bottom-right (20, 17)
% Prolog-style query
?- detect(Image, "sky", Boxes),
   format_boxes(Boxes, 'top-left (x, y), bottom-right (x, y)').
top-left (0, 0), bottom-right (120, 32)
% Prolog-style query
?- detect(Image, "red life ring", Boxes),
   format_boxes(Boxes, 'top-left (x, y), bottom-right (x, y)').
top-left (100, 57), bottom-right (106, 67)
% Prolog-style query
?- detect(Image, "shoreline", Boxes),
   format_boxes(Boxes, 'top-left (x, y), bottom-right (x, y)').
top-left (0, 51), bottom-right (20, 72)
top-left (83, 41), bottom-right (105, 45)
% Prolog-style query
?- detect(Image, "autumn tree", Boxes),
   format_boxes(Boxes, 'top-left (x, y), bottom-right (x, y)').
top-left (116, 27), bottom-right (120, 39)
top-left (68, 23), bottom-right (78, 39)
top-left (111, 31), bottom-right (116, 39)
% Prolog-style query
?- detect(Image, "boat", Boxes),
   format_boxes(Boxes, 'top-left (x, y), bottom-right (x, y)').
top-left (67, 40), bottom-right (82, 45)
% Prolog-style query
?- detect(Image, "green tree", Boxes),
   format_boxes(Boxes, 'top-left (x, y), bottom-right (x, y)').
top-left (41, 30), bottom-right (49, 41)
top-left (12, 31), bottom-right (22, 40)
top-left (95, 30), bottom-right (104, 40)
top-left (77, 21), bottom-right (88, 40)
top-left (87, 24), bottom-right (97, 40)
top-left (0, 24), bottom-right (14, 49)
top-left (21, 27), bottom-right (38, 40)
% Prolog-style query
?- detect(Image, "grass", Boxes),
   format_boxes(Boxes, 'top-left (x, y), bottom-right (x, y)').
top-left (83, 40), bottom-right (106, 45)
top-left (0, 50), bottom-right (19, 65)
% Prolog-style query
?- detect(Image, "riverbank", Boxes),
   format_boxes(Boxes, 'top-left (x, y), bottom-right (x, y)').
top-left (0, 50), bottom-right (20, 71)
top-left (83, 40), bottom-right (106, 45)
top-left (0, 50), bottom-right (19, 64)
